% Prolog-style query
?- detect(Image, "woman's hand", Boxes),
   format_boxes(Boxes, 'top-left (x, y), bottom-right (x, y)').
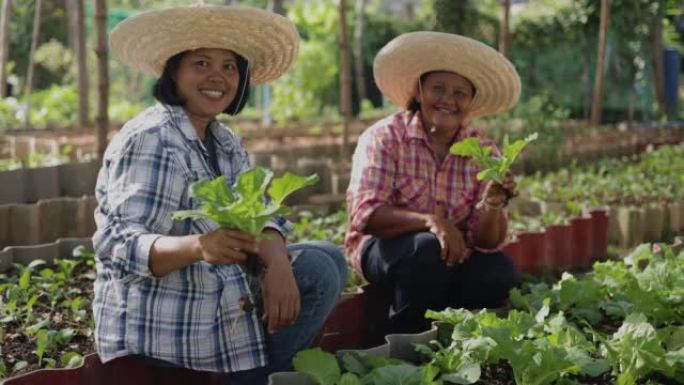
top-left (477, 171), bottom-right (518, 211)
top-left (196, 229), bottom-right (259, 265)
top-left (426, 206), bottom-right (467, 266)
top-left (261, 259), bottom-right (300, 334)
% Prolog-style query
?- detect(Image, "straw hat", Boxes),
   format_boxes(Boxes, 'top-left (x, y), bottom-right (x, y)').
top-left (110, 5), bottom-right (299, 84)
top-left (373, 31), bottom-right (521, 117)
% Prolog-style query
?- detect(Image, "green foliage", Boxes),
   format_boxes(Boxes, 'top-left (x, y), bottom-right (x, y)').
top-left (293, 348), bottom-right (430, 385)
top-left (27, 85), bottom-right (79, 127)
top-left (293, 348), bottom-right (343, 385)
top-left (8, 2), bottom-right (69, 89)
top-left (34, 39), bottom-right (73, 82)
top-left (0, 97), bottom-right (21, 130)
top-left (450, 133), bottom-right (538, 183)
top-left (271, 0), bottom-right (339, 122)
top-left (109, 99), bottom-right (146, 124)
top-left (431, 0), bottom-right (500, 44)
top-left (0, 248), bottom-right (96, 378)
top-left (519, 143), bottom-right (684, 207)
top-left (172, 167), bottom-right (319, 236)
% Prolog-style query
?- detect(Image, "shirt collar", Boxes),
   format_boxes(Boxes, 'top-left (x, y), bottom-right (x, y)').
top-left (404, 110), bottom-right (428, 141)
top-left (160, 103), bottom-right (237, 151)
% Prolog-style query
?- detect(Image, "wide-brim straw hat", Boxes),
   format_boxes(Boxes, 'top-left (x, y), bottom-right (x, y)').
top-left (110, 5), bottom-right (299, 84)
top-left (373, 31), bottom-right (521, 118)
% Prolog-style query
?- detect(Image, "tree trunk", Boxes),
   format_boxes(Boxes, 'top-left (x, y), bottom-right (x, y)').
top-left (590, 0), bottom-right (610, 126)
top-left (262, 0), bottom-right (285, 128)
top-left (24, 0), bottom-right (42, 128)
top-left (74, 0), bottom-right (89, 128)
top-left (95, 0), bottom-right (109, 161)
top-left (499, 0), bottom-right (510, 57)
top-left (650, 3), bottom-right (665, 117)
top-left (267, 0), bottom-right (284, 15)
top-left (353, 0), bottom-right (367, 103)
top-left (0, 0), bottom-right (12, 98)
top-left (339, 0), bottom-right (352, 163)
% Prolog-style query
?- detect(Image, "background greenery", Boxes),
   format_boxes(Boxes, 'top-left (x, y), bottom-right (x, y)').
top-left (0, 0), bottom-right (682, 130)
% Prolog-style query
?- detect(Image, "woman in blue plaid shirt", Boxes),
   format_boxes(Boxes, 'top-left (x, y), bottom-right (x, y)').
top-left (93, 5), bottom-right (347, 384)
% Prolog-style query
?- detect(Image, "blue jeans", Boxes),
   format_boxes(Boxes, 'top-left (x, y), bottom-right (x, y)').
top-left (131, 241), bottom-right (347, 385)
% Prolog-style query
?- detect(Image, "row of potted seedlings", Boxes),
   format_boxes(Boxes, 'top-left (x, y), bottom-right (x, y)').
top-left (519, 143), bottom-right (684, 248)
top-left (4, 143), bottom-right (684, 383)
top-left (504, 206), bottom-right (610, 275)
top-left (280, 239), bottom-right (684, 385)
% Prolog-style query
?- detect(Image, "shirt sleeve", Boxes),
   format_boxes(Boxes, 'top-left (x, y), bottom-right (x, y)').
top-left (464, 136), bottom-right (509, 253)
top-left (347, 126), bottom-right (398, 234)
top-left (94, 131), bottom-right (186, 279)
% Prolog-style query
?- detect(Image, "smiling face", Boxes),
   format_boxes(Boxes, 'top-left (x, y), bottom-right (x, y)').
top-left (175, 48), bottom-right (241, 129)
top-left (417, 71), bottom-right (475, 131)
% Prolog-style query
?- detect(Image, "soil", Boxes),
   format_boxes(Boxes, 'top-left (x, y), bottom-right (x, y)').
top-left (1, 263), bottom-right (96, 378)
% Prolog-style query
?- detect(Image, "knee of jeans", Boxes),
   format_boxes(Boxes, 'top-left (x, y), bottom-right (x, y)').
top-left (296, 249), bottom-right (343, 304)
top-left (299, 241), bottom-right (348, 292)
top-left (489, 252), bottom-right (520, 289)
top-left (412, 232), bottom-right (442, 261)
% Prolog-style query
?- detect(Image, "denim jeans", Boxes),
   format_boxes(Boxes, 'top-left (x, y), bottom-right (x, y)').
top-left (362, 231), bottom-right (519, 334)
top-left (130, 240), bottom-right (348, 385)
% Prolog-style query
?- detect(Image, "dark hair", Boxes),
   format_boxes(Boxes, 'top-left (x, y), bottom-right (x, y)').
top-left (153, 50), bottom-right (251, 115)
top-left (407, 71), bottom-right (476, 112)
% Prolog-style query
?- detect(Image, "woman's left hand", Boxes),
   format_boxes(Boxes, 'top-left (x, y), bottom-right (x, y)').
top-left (261, 259), bottom-right (300, 334)
top-left (478, 171), bottom-right (518, 210)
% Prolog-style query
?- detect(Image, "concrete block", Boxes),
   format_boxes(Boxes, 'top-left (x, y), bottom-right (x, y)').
top-left (0, 205), bottom-right (10, 248)
top-left (77, 196), bottom-right (98, 237)
top-left (25, 165), bottom-right (60, 203)
top-left (37, 198), bottom-right (66, 243)
top-left (58, 161), bottom-right (100, 197)
top-left (9, 204), bottom-right (39, 246)
top-left (57, 237), bottom-right (94, 259)
top-left (0, 248), bottom-right (13, 272)
top-left (9, 242), bottom-right (60, 265)
top-left (0, 169), bottom-right (26, 204)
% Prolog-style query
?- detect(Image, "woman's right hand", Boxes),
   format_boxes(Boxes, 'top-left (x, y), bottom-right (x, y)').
top-left (425, 207), bottom-right (467, 267)
top-left (196, 229), bottom-right (259, 265)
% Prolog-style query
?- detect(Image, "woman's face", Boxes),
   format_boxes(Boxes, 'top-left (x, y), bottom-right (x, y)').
top-left (175, 48), bottom-right (241, 122)
top-left (418, 71), bottom-right (474, 131)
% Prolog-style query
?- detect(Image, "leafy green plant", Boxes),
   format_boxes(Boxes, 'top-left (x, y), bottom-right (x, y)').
top-left (450, 133), bottom-right (538, 183)
top-left (293, 348), bottom-right (430, 385)
top-left (172, 166), bottom-right (318, 276)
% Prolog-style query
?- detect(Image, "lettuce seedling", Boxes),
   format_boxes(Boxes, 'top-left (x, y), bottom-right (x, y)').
top-left (172, 166), bottom-right (319, 276)
top-left (449, 133), bottom-right (538, 184)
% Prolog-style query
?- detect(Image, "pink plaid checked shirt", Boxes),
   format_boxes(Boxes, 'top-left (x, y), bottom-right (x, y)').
top-left (344, 110), bottom-right (507, 276)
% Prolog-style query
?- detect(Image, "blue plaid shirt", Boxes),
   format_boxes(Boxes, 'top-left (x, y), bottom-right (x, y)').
top-left (92, 103), bottom-right (292, 372)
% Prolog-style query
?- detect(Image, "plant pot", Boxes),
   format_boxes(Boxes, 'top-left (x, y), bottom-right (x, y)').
top-left (570, 215), bottom-right (594, 269)
top-left (543, 223), bottom-right (573, 272)
top-left (3, 353), bottom-right (222, 385)
top-left (616, 206), bottom-right (646, 248)
top-left (516, 229), bottom-right (547, 275)
top-left (316, 283), bottom-right (392, 353)
top-left (503, 235), bottom-right (525, 274)
top-left (643, 202), bottom-right (665, 243)
top-left (316, 288), bottom-right (367, 352)
top-left (668, 201), bottom-right (682, 236)
top-left (588, 207), bottom-right (610, 262)
top-left (268, 326), bottom-right (439, 385)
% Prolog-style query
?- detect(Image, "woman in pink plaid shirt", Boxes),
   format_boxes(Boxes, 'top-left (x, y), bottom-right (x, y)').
top-left (345, 31), bottom-right (522, 333)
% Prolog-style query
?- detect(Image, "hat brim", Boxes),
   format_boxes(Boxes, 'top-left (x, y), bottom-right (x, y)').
top-left (373, 31), bottom-right (521, 118)
top-left (110, 5), bottom-right (299, 84)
